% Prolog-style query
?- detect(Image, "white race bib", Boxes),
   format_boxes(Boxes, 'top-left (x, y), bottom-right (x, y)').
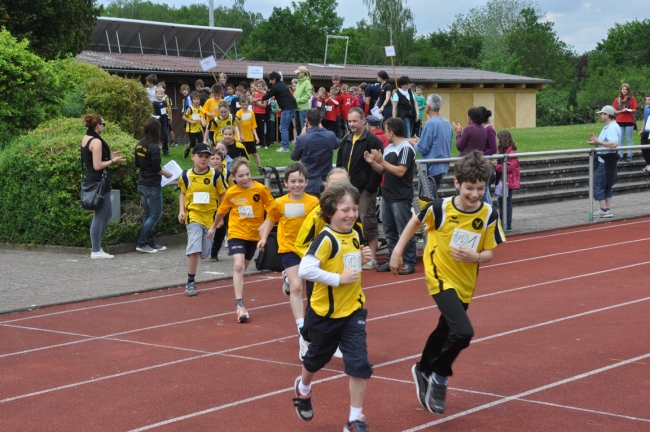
top-left (241, 112), bottom-right (252, 121)
top-left (161, 107), bottom-right (167, 115)
top-left (193, 192), bottom-right (210, 204)
top-left (236, 102), bottom-right (241, 108)
top-left (449, 228), bottom-right (482, 252)
top-left (238, 205), bottom-right (254, 218)
top-left (343, 251), bottom-right (362, 272)
top-left (284, 203), bottom-right (305, 217)
top-left (326, 105), bottom-right (333, 112)
top-left (192, 114), bottom-right (200, 121)
top-left (317, 101), bottom-right (323, 108)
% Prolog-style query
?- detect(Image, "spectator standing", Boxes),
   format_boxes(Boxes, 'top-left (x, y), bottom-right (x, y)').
top-left (145, 74), bottom-right (157, 101)
top-left (195, 79), bottom-right (210, 106)
top-left (291, 109), bottom-right (340, 196)
top-left (638, 93), bottom-right (650, 173)
top-left (588, 105), bottom-right (621, 218)
top-left (293, 66), bottom-right (312, 133)
top-left (364, 117), bottom-right (417, 275)
top-left (479, 106), bottom-right (497, 205)
top-left (613, 83), bottom-right (638, 162)
top-left (262, 71), bottom-right (297, 153)
top-left (152, 87), bottom-right (171, 156)
top-left (134, 118), bottom-right (173, 254)
top-left (493, 130), bottom-right (520, 232)
top-left (376, 71), bottom-right (393, 120)
top-left (409, 94), bottom-right (453, 197)
top-left (365, 115), bottom-right (388, 148)
top-left (391, 76), bottom-right (418, 138)
top-left (362, 82), bottom-right (379, 117)
top-left (336, 107), bottom-right (383, 269)
top-left (414, 85), bottom-right (426, 136)
top-left (252, 80), bottom-right (269, 149)
top-left (453, 107), bottom-right (487, 157)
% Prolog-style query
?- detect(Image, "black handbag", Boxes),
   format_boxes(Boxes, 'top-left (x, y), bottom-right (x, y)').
top-left (80, 156), bottom-right (108, 211)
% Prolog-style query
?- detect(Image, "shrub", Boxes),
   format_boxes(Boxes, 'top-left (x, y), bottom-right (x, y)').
top-left (52, 58), bottom-right (110, 119)
top-left (84, 74), bottom-right (152, 139)
top-left (0, 29), bottom-right (61, 149)
top-left (0, 118), bottom-right (182, 247)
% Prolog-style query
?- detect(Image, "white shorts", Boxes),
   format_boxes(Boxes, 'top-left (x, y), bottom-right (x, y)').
top-left (186, 222), bottom-right (213, 259)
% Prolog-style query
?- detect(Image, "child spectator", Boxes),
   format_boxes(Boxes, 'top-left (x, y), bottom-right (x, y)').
top-left (320, 87), bottom-right (339, 134)
top-left (209, 150), bottom-right (230, 261)
top-left (205, 101), bottom-right (239, 145)
top-left (252, 80), bottom-right (269, 149)
top-left (209, 158), bottom-right (277, 322)
top-left (218, 72), bottom-right (228, 95)
top-left (157, 82), bottom-right (175, 145)
top-left (414, 85), bottom-right (426, 137)
top-left (202, 84), bottom-right (224, 130)
top-left (230, 85), bottom-right (243, 117)
top-left (268, 98), bottom-right (280, 145)
top-left (235, 96), bottom-right (262, 174)
top-left (178, 143), bottom-right (228, 296)
top-left (221, 126), bottom-right (249, 161)
top-left (339, 84), bottom-right (353, 136)
top-left (181, 84), bottom-right (192, 112)
top-left (390, 150), bottom-right (505, 415)
top-left (152, 87), bottom-right (170, 156)
top-left (195, 79), bottom-right (210, 106)
top-left (238, 80), bottom-right (250, 95)
top-left (225, 83), bottom-right (236, 103)
top-left (293, 182), bottom-right (373, 431)
top-left (182, 91), bottom-right (205, 158)
top-left (214, 141), bottom-right (235, 175)
top-left (493, 130), bottom-right (520, 232)
top-left (331, 74), bottom-right (341, 88)
top-left (258, 163), bottom-right (320, 360)
top-left (145, 74), bottom-right (157, 101)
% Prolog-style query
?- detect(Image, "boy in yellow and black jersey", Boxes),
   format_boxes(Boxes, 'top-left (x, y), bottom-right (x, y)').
top-left (205, 101), bottom-right (239, 145)
top-left (178, 143), bottom-right (227, 297)
top-left (182, 91), bottom-right (206, 158)
top-left (390, 150), bottom-right (505, 416)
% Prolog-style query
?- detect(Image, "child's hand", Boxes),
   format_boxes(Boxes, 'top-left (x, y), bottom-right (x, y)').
top-left (340, 268), bottom-right (359, 285)
top-left (257, 239), bottom-right (266, 252)
top-left (450, 246), bottom-right (479, 263)
top-left (207, 227), bottom-right (216, 239)
top-left (361, 246), bottom-right (372, 265)
top-left (255, 137), bottom-right (260, 144)
top-left (178, 211), bottom-right (185, 224)
top-left (390, 252), bottom-right (403, 275)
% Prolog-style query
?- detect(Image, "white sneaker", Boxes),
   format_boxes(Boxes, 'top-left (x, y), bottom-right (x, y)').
top-left (282, 270), bottom-right (290, 296)
top-left (362, 258), bottom-right (377, 270)
top-left (299, 333), bottom-right (309, 361)
top-left (91, 250), bottom-right (114, 259)
top-left (643, 165), bottom-right (650, 173)
top-left (600, 209), bottom-right (613, 218)
top-left (333, 346), bottom-right (343, 359)
top-left (593, 209), bottom-right (605, 218)
top-left (136, 245), bottom-right (158, 253)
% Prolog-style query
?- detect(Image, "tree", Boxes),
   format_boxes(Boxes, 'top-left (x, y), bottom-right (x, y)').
top-left (361, 0), bottom-right (416, 65)
top-left (0, 0), bottom-right (102, 60)
top-left (212, 0), bottom-right (264, 52)
top-left (591, 19), bottom-right (650, 70)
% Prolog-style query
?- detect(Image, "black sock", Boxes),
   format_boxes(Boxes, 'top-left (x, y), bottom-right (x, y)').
top-left (188, 273), bottom-right (195, 283)
top-left (236, 299), bottom-right (244, 307)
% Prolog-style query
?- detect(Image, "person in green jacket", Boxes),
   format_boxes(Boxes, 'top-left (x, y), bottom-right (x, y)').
top-left (293, 66), bottom-right (313, 135)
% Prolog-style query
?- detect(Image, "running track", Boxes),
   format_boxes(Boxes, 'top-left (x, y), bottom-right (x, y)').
top-left (2, 218), bottom-right (650, 431)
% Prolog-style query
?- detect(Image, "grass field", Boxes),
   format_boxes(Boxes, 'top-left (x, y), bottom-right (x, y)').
top-left (162, 121), bottom-right (642, 171)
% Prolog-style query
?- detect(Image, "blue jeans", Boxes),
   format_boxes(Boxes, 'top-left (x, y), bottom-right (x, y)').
top-left (618, 125), bottom-right (634, 160)
top-left (402, 117), bottom-right (412, 138)
top-left (382, 198), bottom-right (417, 267)
top-left (497, 189), bottom-right (513, 230)
top-left (280, 109), bottom-right (295, 149)
top-left (137, 185), bottom-right (163, 248)
top-left (296, 110), bottom-right (307, 134)
top-left (482, 170), bottom-right (494, 205)
top-left (593, 161), bottom-right (612, 201)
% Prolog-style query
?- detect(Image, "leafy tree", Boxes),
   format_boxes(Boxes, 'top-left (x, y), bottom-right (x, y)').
top-left (411, 28), bottom-right (483, 68)
top-left (212, 0), bottom-right (264, 51)
top-left (0, 0), bottom-right (102, 60)
top-left (361, 0), bottom-right (416, 65)
top-left (590, 19), bottom-right (650, 71)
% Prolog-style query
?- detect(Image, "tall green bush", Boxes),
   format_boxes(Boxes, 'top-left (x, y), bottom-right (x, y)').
top-left (51, 58), bottom-right (110, 119)
top-left (84, 74), bottom-right (152, 139)
top-left (0, 118), bottom-right (181, 247)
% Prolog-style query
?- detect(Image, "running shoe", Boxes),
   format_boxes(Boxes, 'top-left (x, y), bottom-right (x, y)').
top-left (276, 147), bottom-right (289, 152)
top-left (237, 305), bottom-right (249, 322)
top-left (152, 244), bottom-right (167, 251)
top-left (282, 270), bottom-right (290, 296)
top-left (333, 346), bottom-right (343, 359)
top-left (375, 263), bottom-right (391, 272)
top-left (293, 376), bottom-right (314, 421)
top-left (344, 414), bottom-right (369, 432)
top-left (411, 363), bottom-right (429, 409)
top-left (183, 145), bottom-right (191, 158)
top-left (299, 333), bottom-right (309, 361)
top-left (600, 209), bottom-right (613, 218)
top-left (136, 245), bottom-right (158, 254)
top-left (425, 374), bottom-right (447, 414)
top-left (361, 258), bottom-right (377, 270)
top-left (90, 250), bottom-right (114, 259)
top-left (185, 282), bottom-right (198, 297)
top-left (593, 209), bottom-right (605, 218)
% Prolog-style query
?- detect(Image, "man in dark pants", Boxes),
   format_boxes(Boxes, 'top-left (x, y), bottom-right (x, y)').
top-left (262, 71), bottom-right (298, 153)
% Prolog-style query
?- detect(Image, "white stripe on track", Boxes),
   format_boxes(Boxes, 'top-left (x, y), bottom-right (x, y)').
top-left (507, 219), bottom-right (650, 243)
top-left (401, 352), bottom-right (650, 431)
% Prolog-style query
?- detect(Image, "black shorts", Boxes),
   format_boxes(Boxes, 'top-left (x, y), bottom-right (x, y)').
top-left (280, 252), bottom-right (301, 270)
top-left (242, 141), bottom-right (257, 155)
top-left (228, 238), bottom-right (257, 261)
top-left (301, 308), bottom-right (372, 379)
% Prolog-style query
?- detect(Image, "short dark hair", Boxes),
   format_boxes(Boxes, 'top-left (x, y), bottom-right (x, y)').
top-left (479, 106), bottom-right (492, 123)
top-left (211, 84), bottom-right (223, 95)
top-left (377, 70), bottom-right (389, 81)
top-left (454, 150), bottom-right (493, 184)
top-left (142, 118), bottom-right (162, 144)
top-left (145, 74), bottom-right (157, 85)
top-left (384, 117), bottom-right (405, 137)
top-left (239, 81), bottom-right (249, 90)
top-left (397, 76), bottom-right (411, 87)
top-left (645, 92), bottom-right (650, 98)
top-left (284, 162), bottom-right (308, 181)
top-left (195, 79), bottom-right (204, 88)
top-left (318, 182), bottom-right (360, 224)
top-left (348, 107), bottom-right (364, 119)
top-left (468, 107), bottom-right (484, 124)
top-left (190, 91), bottom-right (201, 100)
top-left (268, 71), bottom-right (282, 82)
top-left (306, 109), bottom-right (321, 126)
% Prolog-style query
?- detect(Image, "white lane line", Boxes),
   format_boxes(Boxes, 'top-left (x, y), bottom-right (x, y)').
top-left (371, 375), bottom-right (650, 424)
top-left (508, 219), bottom-right (650, 243)
top-left (401, 352), bottom-right (650, 431)
top-left (111, 296), bottom-right (650, 430)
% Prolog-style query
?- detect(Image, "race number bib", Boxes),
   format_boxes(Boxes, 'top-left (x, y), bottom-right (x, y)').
top-left (241, 113), bottom-right (252, 121)
top-left (343, 251), bottom-right (362, 272)
top-left (284, 203), bottom-right (305, 218)
top-left (238, 205), bottom-right (254, 218)
top-left (193, 192), bottom-right (210, 204)
top-left (325, 105), bottom-right (333, 112)
top-left (161, 107), bottom-right (167, 115)
top-left (449, 228), bottom-right (482, 252)
top-left (192, 114), bottom-right (200, 121)
top-left (317, 101), bottom-right (323, 108)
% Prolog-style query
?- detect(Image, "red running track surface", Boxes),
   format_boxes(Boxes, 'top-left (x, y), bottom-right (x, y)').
top-left (2, 218), bottom-right (650, 431)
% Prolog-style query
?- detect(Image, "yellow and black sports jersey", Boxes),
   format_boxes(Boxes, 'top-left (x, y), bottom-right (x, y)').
top-left (217, 181), bottom-right (276, 241)
top-left (267, 194), bottom-right (320, 254)
top-left (306, 227), bottom-right (365, 318)
top-left (419, 197), bottom-right (505, 303)
top-left (184, 106), bottom-right (203, 133)
top-left (207, 114), bottom-right (239, 142)
top-left (178, 168), bottom-right (227, 228)
top-left (295, 205), bottom-right (365, 258)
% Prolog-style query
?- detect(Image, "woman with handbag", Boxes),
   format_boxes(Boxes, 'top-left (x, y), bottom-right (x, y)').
top-left (81, 114), bottom-right (125, 259)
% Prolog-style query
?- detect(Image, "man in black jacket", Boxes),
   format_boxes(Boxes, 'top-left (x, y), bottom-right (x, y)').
top-left (336, 107), bottom-right (383, 269)
top-left (262, 71), bottom-right (298, 152)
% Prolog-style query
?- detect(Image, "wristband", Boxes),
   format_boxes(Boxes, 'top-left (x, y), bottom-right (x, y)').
top-left (475, 253), bottom-right (481, 263)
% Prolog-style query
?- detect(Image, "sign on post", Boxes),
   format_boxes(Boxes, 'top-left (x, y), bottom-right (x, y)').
top-left (384, 46), bottom-right (396, 57)
top-left (199, 55), bottom-right (218, 71)
top-left (247, 66), bottom-right (264, 79)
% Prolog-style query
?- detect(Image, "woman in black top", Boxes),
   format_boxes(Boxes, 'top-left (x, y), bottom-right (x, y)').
top-left (376, 70), bottom-right (393, 120)
top-left (134, 118), bottom-right (172, 254)
top-left (81, 114), bottom-right (126, 259)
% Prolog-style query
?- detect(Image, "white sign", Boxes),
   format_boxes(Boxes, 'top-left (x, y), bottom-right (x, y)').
top-left (247, 65), bottom-right (264, 79)
top-left (161, 160), bottom-right (183, 187)
top-left (200, 55), bottom-right (218, 71)
top-left (385, 45), bottom-right (396, 57)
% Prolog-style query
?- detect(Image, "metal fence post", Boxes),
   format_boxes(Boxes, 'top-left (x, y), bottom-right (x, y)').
top-left (588, 150), bottom-right (594, 221)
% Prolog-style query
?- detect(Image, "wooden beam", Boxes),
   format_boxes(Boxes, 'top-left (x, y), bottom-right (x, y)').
top-left (448, 83), bottom-right (461, 89)
top-left (428, 83), bottom-right (438, 89)
top-left (472, 83), bottom-right (484, 89)
top-left (515, 83), bottom-right (526, 89)
top-left (530, 83), bottom-right (546, 89)
top-left (494, 83), bottom-right (505, 88)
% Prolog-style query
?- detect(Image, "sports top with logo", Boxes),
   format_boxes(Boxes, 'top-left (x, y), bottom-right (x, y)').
top-left (184, 106), bottom-right (204, 133)
top-left (217, 180), bottom-right (275, 241)
top-left (235, 108), bottom-right (258, 142)
top-left (178, 168), bottom-right (227, 228)
top-left (207, 114), bottom-right (239, 142)
top-left (267, 194), bottom-right (320, 254)
top-left (294, 205), bottom-right (365, 258)
top-left (306, 227), bottom-right (365, 318)
top-left (419, 197), bottom-right (505, 303)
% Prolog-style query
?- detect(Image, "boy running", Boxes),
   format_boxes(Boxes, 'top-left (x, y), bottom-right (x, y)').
top-left (183, 91), bottom-right (205, 158)
top-left (390, 150), bottom-right (505, 414)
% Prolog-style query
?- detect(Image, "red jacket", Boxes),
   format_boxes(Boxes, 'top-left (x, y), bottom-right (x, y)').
top-left (371, 128), bottom-right (389, 148)
top-left (494, 146), bottom-right (520, 190)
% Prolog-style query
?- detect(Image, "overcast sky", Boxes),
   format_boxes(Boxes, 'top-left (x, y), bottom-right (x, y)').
top-left (99, 0), bottom-right (650, 55)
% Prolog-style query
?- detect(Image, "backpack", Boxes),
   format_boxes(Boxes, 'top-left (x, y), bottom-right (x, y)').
top-left (255, 225), bottom-right (282, 273)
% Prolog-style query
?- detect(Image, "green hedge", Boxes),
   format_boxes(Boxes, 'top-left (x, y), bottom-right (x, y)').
top-left (0, 118), bottom-right (182, 247)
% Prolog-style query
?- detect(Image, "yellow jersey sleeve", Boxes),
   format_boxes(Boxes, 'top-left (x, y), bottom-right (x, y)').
top-left (295, 205), bottom-right (325, 258)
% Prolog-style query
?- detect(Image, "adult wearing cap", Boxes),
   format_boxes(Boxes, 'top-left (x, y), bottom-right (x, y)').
top-left (293, 66), bottom-right (312, 134)
top-left (262, 71), bottom-right (297, 152)
top-left (588, 105), bottom-right (621, 218)
top-left (366, 115), bottom-right (389, 148)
